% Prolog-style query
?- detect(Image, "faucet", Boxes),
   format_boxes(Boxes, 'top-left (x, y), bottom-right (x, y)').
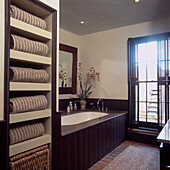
top-left (97, 99), bottom-right (104, 111)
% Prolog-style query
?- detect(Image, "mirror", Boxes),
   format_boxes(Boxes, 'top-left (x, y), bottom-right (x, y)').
top-left (59, 44), bottom-right (77, 94)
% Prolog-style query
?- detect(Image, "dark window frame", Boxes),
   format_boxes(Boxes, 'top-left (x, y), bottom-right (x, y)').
top-left (128, 32), bottom-right (170, 130)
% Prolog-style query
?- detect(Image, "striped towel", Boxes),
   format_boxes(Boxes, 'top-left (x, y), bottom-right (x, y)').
top-left (10, 67), bottom-right (49, 83)
top-left (10, 95), bottom-right (48, 114)
top-left (10, 34), bottom-right (49, 56)
top-left (10, 121), bottom-right (45, 145)
top-left (10, 5), bottom-right (47, 30)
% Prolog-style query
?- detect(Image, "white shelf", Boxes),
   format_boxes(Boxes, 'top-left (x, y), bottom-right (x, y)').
top-left (10, 49), bottom-right (51, 65)
top-left (10, 18), bottom-right (52, 41)
top-left (10, 109), bottom-right (51, 124)
top-left (10, 82), bottom-right (51, 91)
top-left (10, 134), bottom-right (51, 156)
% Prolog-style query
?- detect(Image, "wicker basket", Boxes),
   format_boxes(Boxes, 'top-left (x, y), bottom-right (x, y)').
top-left (9, 145), bottom-right (49, 170)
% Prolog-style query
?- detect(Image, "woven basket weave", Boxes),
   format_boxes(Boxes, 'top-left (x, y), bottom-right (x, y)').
top-left (9, 145), bottom-right (49, 170)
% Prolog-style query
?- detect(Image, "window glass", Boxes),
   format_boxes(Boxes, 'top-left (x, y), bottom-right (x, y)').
top-left (139, 83), bottom-right (146, 102)
top-left (147, 62), bottom-right (157, 81)
top-left (139, 102), bottom-right (146, 122)
top-left (138, 63), bottom-right (146, 81)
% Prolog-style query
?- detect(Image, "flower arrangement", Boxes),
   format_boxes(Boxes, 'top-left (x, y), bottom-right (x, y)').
top-left (77, 62), bottom-right (100, 101)
top-left (59, 64), bottom-right (67, 87)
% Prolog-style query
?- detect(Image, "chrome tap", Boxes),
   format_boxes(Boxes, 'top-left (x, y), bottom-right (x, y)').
top-left (97, 99), bottom-right (104, 111)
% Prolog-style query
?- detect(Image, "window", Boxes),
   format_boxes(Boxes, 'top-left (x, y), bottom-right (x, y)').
top-left (128, 32), bottom-right (170, 130)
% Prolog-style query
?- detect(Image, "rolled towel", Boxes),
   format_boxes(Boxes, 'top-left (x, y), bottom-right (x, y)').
top-left (10, 121), bottom-right (45, 145)
top-left (10, 5), bottom-right (47, 30)
top-left (10, 67), bottom-right (49, 83)
top-left (10, 95), bottom-right (48, 114)
top-left (10, 34), bottom-right (49, 56)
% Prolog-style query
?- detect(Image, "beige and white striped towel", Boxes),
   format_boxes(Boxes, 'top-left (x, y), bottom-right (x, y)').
top-left (10, 34), bottom-right (49, 56)
top-left (10, 95), bottom-right (48, 114)
top-left (10, 67), bottom-right (49, 83)
top-left (10, 121), bottom-right (45, 145)
top-left (10, 5), bottom-right (47, 30)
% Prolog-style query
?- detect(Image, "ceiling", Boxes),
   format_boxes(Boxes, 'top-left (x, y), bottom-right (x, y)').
top-left (60, 0), bottom-right (170, 36)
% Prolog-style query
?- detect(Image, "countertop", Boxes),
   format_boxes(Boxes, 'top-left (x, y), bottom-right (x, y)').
top-left (61, 110), bottom-right (128, 136)
top-left (157, 120), bottom-right (170, 144)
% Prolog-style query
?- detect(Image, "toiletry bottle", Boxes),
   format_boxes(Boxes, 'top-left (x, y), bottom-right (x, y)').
top-left (74, 103), bottom-right (77, 111)
top-left (69, 101), bottom-right (73, 111)
top-left (67, 106), bottom-right (70, 113)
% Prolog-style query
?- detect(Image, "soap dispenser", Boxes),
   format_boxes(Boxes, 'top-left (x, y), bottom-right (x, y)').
top-left (67, 106), bottom-right (70, 113)
top-left (69, 101), bottom-right (73, 111)
top-left (74, 103), bottom-right (77, 111)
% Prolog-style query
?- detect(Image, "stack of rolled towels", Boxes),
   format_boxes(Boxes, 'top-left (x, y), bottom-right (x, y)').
top-left (10, 66), bottom-right (49, 83)
top-left (10, 34), bottom-right (49, 56)
top-left (10, 95), bottom-right (48, 114)
top-left (10, 5), bottom-right (47, 30)
top-left (10, 121), bottom-right (45, 145)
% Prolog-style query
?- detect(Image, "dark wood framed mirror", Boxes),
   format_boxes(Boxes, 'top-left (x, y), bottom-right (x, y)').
top-left (59, 44), bottom-right (77, 94)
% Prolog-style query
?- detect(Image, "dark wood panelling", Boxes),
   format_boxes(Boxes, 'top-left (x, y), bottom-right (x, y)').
top-left (52, 11), bottom-right (57, 114)
top-left (86, 98), bottom-right (128, 111)
top-left (127, 130), bottom-right (158, 145)
top-left (53, 113), bottom-right (127, 170)
top-left (59, 98), bottom-right (128, 111)
top-left (160, 143), bottom-right (170, 170)
top-left (4, 0), bottom-right (10, 169)
top-left (59, 98), bottom-right (80, 111)
top-left (52, 112), bottom-right (61, 170)
top-left (0, 121), bottom-right (8, 170)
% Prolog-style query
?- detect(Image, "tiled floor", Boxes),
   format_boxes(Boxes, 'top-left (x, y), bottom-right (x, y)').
top-left (89, 140), bottom-right (159, 170)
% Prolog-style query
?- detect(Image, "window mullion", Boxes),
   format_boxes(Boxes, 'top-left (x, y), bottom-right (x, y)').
top-left (164, 40), bottom-right (168, 123)
top-left (167, 39), bottom-right (169, 120)
top-left (157, 40), bottom-right (160, 126)
top-left (146, 82), bottom-right (147, 122)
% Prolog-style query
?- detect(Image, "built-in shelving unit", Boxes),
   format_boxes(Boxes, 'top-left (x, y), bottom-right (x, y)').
top-left (6, 0), bottom-right (57, 168)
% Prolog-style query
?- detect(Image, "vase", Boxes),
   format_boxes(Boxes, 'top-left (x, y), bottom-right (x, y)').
top-left (61, 80), bottom-right (64, 87)
top-left (80, 100), bottom-right (86, 110)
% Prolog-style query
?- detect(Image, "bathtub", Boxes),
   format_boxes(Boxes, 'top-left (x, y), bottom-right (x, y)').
top-left (56, 111), bottom-right (128, 170)
top-left (61, 111), bottom-right (109, 125)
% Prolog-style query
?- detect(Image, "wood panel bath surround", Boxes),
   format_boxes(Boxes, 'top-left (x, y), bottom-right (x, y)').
top-left (59, 98), bottom-right (128, 111)
top-left (53, 111), bottom-right (128, 170)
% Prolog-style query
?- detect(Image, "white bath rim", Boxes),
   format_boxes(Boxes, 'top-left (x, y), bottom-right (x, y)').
top-left (61, 111), bottom-right (109, 126)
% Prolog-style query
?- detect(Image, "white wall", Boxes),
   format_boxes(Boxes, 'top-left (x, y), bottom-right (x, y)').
top-left (39, 0), bottom-right (59, 10)
top-left (0, 0), bottom-right (5, 120)
top-left (60, 29), bottom-right (80, 48)
top-left (80, 17), bottom-right (170, 100)
top-left (59, 29), bottom-right (80, 99)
